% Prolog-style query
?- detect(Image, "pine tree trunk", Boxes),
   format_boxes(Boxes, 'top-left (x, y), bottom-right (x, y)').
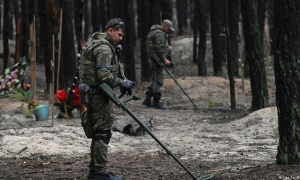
top-left (83, 0), bottom-right (89, 40)
top-left (197, 0), bottom-right (207, 76)
top-left (13, 0), bottom-right (21, 64)
top-left (274, 0), bottom-right (300, 165)
top-left (74, 0), bottom-right (83, 53)
top-left (3, 0), bottom-right (10, 71)
top-left (225, 0), bottom-right (236, 109)
top-left (124, 0), bottom-right (136, 81)
top-left (228, 0), bottom-right (240, 76)
top-left (21, 0), bottom-right (29, 62)
top-left (140, 0), bottom-right (151, 82)
top-left (99, 0), bottom-right (106, 32)
top-left (193, 0), bottom-right (199, 64)
top-left (161, 0), bottom-right (173, 21)
top-left (241, 0), bottom-right (269, 110)
top-left (149, 0), bottom-right (161, 25)
top-left (58, 0), bottom-right (76, 89)
top-left (91, 0), bottom-right (100, 33)
top-left (257, 0), bottom-right (266, 43)
top-left (175, 0), bottom-right (188, 35)
top-left (38, 0), bottom-right (53, 90)
top-left (210, 0), bottom-right (226, 76)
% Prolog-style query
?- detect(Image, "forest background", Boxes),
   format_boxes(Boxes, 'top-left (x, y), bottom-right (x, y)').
top-left (0, 0), bottom-right (300, 169)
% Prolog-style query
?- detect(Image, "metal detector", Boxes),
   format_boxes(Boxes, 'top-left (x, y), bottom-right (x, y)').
top-left (99, 83), bottom-right (213, 180)
top-left (153, 55), bottom-right (198, 109)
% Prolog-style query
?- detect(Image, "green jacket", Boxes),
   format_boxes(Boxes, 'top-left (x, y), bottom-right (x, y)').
top-left (146, 25), bottom-right (170, 63)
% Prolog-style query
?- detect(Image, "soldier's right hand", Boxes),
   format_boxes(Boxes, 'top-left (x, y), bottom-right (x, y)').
top-left (164, 58), bottom-right (171, 66)
top-left (122, 79), bottom-right (136, 89)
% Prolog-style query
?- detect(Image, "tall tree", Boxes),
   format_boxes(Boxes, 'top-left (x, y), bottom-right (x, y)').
top-left (28, 0), bottom-right (41, 63)
top-left (0, 1), bottom-right (2, 40)
top-left (74, 0), bottom-right (84, 53)
top-left (58, 0), bottom-right (76, 89)
top-left (13, 0), bottom-right (21, 64)
top-left (149, 0), bottom-right (161, 25)
top-left (83, 0), bottom-right (90, 40)
top-left (46, 0), bottom-right (60, 91)
top-left (124, 0), bottom-right (136, 81)
top-left (99, 0), bottom-right (106, 32)
top-left (197, 0), bottom-right (207, 75)
top-left (161, 0), bottom-right (173, 62)
top-left (91, 0), bottom-right (100, 33)
top-left (192, 0), bottom-right (199, 64)
top-left (21, 0), bottom-right (30, 63)
top-left (267, 0), bottom-right (275, 56)
top-left (161, 0), bottom-right (173, 21)
top-left (274, 0), bottom-right (300, 164)
top-left (176, 0), bottom-right (188, 35)
top-left (140, 0), bottom-right (151, 81)
top-left (257, 0), bottom-right (266, 43)
top-left (210, 0), bottom-right (226, 76)
top-left (38, 0), bottom-right (54, 91)
top-left (241, 0), bottom-right (269, 110)
top-left (228, 0), bottom-right (240, 76)
top-left (225, 0), bottom-right (236, 109)
top-left (106, 0), bottom-right (113, 19)
top-left (3, 0), bottom-right (10, 72)
top-left (115, 0), bottom-right (125, 22)
top-left (137, 0), bottom-right (142, 39)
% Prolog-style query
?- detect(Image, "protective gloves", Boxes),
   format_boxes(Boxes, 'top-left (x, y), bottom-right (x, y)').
top-left (120, 86), bottom-right (133, 96)
top-left (122, 79), bottom-right (135, 89)
top-left (120, 79), bottom-right (135, 96)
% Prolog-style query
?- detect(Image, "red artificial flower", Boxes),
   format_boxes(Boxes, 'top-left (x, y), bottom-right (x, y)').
top-left (56, 89), bottom-right (67, 103)
top-left (72, 86), bottom-right (81, 106)
top-left (23, 83), bottom-right (30, 90)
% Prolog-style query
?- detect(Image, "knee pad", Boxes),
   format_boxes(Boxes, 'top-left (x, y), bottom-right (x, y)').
top-left (94, 130), bottom-right (112, 144)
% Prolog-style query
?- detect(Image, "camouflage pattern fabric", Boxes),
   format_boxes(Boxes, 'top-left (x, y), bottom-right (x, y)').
top-left (88, 94), bottom-right (113, 174)
top-left (146, 25), bottom-right (170, 67)
top-left (79, 32), bottom-right (123, 87)
top-left (147, 64), bottom-right (164, 93)
top-left (146, 25), bottom-right (170, 93)
top-left (78, 32), bottom-right (123, 175)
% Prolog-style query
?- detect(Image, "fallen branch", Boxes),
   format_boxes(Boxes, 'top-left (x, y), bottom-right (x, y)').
top-left (17, 146), bottom-right (27, 155)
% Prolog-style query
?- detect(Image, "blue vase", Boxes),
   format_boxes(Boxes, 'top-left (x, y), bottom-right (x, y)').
top-left (34, 104), bottom-right (49, 121)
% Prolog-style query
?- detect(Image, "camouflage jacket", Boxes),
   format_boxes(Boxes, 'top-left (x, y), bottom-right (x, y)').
top-left (79, 32), bottom-right (124, 87)
top-left (146, 25), bottom-right (170, 63)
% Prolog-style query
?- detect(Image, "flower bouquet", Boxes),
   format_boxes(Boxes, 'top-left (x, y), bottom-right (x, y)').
top-left (54, 86), bottom-right (81, 119)
top-left (0, 60), bottom-right (27, 96)
top-left (7, 88), bottom-right (39, 116)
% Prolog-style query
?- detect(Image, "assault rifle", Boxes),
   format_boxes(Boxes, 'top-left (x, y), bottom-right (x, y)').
top-left (98, 82), bottom-right (213, 180)
top-left (153, 54), bottom-right (198, 108)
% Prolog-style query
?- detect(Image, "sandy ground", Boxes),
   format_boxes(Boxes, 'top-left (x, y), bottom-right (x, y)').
top-left (1, 37), bottom-right (288, 179)
top-left (0, 73), bottom-right (278, 169)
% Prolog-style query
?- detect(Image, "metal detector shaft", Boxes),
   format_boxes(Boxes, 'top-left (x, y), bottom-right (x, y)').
top-left (99, 83), bottom-right (212, 180)
top-left (153, 55), bottom-right (198, 108)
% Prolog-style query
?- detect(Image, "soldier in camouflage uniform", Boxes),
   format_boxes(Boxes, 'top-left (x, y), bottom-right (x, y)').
top-left (79, 18), bottom-right (135, 180)
top-left (142, 19), bottom-right (175, 109)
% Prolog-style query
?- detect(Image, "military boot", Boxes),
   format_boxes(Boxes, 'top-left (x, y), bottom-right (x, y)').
top-left (152, 92), bottom-right (167, 109)
top-left (95, 172), bottom-right (122, 180)
top-left (142, 90), bottom-right (152, 107)
top-left (87, 169), bottom-right (95, 180)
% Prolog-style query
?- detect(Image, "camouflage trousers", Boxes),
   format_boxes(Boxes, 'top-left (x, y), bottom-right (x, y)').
top-left (87, 93), bottom-right (114, 175)
top-left (147, 63), bottom-right (165, 93)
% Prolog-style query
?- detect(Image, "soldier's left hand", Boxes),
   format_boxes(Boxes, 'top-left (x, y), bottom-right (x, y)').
top-left (120, 86), bottom-right (133, 96)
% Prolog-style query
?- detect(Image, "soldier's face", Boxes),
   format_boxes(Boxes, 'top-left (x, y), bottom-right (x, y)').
top-left (108, 28), bottom-right (124, 44)
top-left (162, 25), bottom-right (170, 33)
